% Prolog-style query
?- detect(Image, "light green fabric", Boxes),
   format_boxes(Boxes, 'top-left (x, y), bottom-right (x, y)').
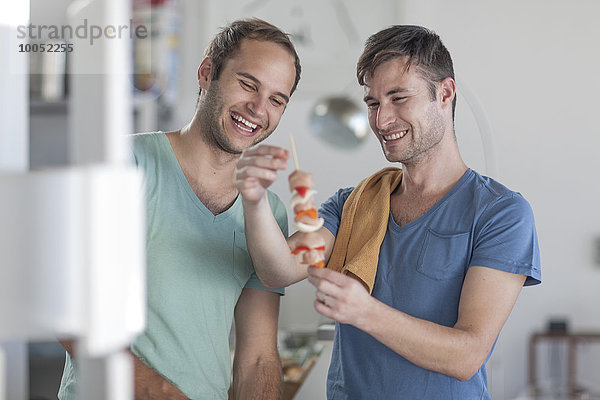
top-left (58, 132), bottom-right (287, 400)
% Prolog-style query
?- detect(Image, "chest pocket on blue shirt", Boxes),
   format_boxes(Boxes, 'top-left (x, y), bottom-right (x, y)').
top-left (233, 231), bottom-right (253, 287)
top-left (416, 229), bottom-right (470, 280)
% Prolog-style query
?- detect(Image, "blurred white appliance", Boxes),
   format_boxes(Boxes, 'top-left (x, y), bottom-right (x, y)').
top-left (0, 1), bottom-right (145, 399)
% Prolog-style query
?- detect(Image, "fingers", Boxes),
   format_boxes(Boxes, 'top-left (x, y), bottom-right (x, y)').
top-left (308, 268), bottom-right (371, 325)
top-left (308, 265), bottom-right (352, 287)
top-left (237, 146), bottom-right (288, 179)
top-left (315, 293), bottom-right (334, 308)
top-left (242, 144), bottom-right (290, 162)
top-left (312, 280), bottom-right (335, 318)
top-left (236, 145), bottom-right (290, 197)
top-left (311, 274), bottom-right (343, 321)
top-left (237, 152), bottom-right (288, 171)
top-left (236, 165), bottom-right (278, 183)
top-left (307, 267), bottom-right (345, 298)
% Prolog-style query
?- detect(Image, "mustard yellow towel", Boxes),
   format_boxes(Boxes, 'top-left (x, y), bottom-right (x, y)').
top-left (327, 167), bottom-right (403, 294)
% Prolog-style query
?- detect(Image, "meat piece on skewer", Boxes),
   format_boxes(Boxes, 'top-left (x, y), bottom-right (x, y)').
top-left (289, 170), bottom-right (324, 233)
top-left (291, 232), bottom-right (326, 268)
top-left (289, 169), bottom-right (326, 267)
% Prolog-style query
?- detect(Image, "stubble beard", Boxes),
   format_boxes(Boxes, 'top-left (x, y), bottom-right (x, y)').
top-left (385, 104), bottom-right (446, 166)
top-left (199, 82), bottom-right (241, 156)
top-left (199, 81), bottom-right (274, 156)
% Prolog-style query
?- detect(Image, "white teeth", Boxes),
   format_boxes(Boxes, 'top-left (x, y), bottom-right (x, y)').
top-left (234, 121), bottom-right (253, 132)
top-left (383, 130), bottom-right (407, 141)
top-left (232, 113), bottom-right (258, 131)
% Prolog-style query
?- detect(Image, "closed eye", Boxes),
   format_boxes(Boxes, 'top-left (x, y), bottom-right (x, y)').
top-left (240, 80), bottom-right (256, 91)
top-left (270, 97), bottom-right (285, 107)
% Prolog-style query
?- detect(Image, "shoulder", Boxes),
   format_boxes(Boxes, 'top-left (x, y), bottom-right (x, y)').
top-left (318, 187), bottom-right (354, 237)
top-left (130, 132), bottom-right (164, 155)
top-left (470, 171), bottom-right (534, 221)
top-left (465, 171), bottom-right (541, 285)
top-left (129, 131), bottom-right (167, 168)
top-left (324, 187), bottom-right (355, 209)
top-left (468, 172), bottom-right (539, 266)
top-left (471, 170), bottom-right (519, 197)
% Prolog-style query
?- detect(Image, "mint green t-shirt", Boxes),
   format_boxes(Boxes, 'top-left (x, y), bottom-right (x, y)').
top-left (58, 132), bottom-right (287, 399)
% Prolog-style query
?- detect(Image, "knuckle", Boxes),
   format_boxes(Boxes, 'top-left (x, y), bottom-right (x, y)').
top-left (317, 281), bottom-right (327, 292)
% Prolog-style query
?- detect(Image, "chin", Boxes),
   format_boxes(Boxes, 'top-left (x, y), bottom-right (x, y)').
top-left (382, 149), bottom-right (401, 163)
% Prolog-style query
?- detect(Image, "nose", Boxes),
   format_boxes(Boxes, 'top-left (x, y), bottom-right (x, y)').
top-left (375, 102), bottom-right (396, 132)
top-left (247, 93), bottom-right (268, 121)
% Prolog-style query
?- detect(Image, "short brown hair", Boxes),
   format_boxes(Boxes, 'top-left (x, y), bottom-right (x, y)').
top-left (203, 18), bottom-right (301, 96)
top-left (357, 25), bottom-right (456, 118)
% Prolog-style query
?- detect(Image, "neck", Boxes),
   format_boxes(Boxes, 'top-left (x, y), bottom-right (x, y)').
top-left (398, 134), bottom-right (468, 197)
top-left (174, 114), bottom-right (239, 174)
top-left (166, 122), bottom-right (238, 195)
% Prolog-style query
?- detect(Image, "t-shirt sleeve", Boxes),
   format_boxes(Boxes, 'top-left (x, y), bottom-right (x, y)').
top-left (243, 192), bottom-right (288, 295)
top-left (128, 134), bottom-right (139, 167)
top-left (318, 187), bottom-right (354, 237)
top-left (271, 192), bottom-right (289, 238)
top-left (470, 193), bottom-right (541, 286)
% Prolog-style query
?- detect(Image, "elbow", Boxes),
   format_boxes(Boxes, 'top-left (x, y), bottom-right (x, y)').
top-left (253, 271), bottom-right (276, 289)
top-left (454, 368), bottom-right (478, 382)
top-left (451, 356), bottom-right (487, 382)
top-left (258, 271), bottom-right (299, 289)
top-left (262, 280), bottom-right (279, 290)
top-left (257, 275), bottom-right (284, 290)
top-left (445, 330), bottom-right (493, 382)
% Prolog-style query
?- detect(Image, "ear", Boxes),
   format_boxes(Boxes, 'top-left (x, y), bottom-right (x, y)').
top-left (198, 56), bottom-right (213, 91)
top-left (439, 77), bottom-right (456, 112)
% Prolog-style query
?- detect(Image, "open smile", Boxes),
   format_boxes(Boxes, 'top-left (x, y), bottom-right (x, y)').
top-left (382, 130), bottom-right (408, 142)
top-left (231, 112), bottom-right (260, 134)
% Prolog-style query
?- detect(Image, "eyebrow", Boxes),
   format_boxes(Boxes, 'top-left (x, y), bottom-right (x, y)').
top-left (363, 88), bottom-right (415, 103)
top-left (237, 72), bottom-right (290, 104)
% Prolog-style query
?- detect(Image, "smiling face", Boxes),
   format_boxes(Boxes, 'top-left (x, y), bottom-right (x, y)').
top-left (198, 39), bottom-right (296, 155)
top-left (363, 57), bottom-right (450, 166)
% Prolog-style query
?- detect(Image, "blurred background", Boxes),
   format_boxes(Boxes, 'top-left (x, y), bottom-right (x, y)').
top-left (5, 0), bottom-right (600, 398)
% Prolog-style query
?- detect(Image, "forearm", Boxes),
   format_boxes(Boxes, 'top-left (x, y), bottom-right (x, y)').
top-left (310, 266), bottom-right (524, 381)
top-left (357, 299), bottom-right (489, 381)
top-left (243, 194), bottom-right (307, 288)
top-left (233, 354), bottom-right (282, 400)
top-left (130, 351), bottom-right (189, 400)
top-left (60, 340), bottom-right (188, 399)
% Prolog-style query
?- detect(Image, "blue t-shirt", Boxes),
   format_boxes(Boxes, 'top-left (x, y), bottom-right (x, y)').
top-left (319, 169), bottom-right (541, 400)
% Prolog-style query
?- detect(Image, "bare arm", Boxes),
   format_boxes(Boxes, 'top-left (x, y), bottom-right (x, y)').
top-left (236, 145), bottom-right (334, 288)
top-left (307, 265), bottom-right (525, 381)
top-left (232, 288), bottom-right (282, 400)
top-left (59, 340), bottom-right (189, 399)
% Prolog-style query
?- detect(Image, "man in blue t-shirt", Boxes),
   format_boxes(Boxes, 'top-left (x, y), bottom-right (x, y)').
top-left (236, 25), bottom-right (541, 399)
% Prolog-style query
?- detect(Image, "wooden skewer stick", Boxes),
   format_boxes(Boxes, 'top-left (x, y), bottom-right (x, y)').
top-left (289, 134), bottom-right (300, 170)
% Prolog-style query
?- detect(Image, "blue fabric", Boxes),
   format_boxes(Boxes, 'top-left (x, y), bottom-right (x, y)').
top-left (319, 169), bottom-right (541, 400)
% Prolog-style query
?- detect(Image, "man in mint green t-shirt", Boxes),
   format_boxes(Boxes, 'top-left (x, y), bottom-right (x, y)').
top-left (58, 18), bottom-right (301, 400)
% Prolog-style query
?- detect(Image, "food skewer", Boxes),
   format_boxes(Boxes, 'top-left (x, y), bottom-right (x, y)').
top-left (288, 134), bottom-right (326, 268)
top-left (289, 134), bottom-right (300, 171)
